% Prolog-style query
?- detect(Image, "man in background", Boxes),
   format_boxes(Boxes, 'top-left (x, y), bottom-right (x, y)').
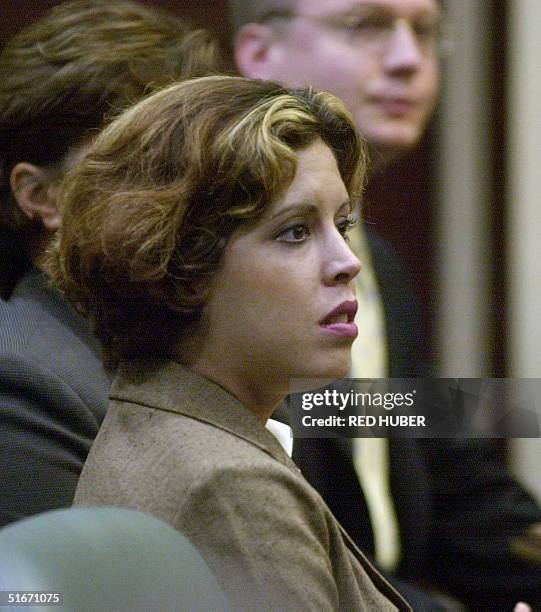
top-left (0, 0), bottom-right (221, 527)
top-left (231, 0), bottom-right (541, 609)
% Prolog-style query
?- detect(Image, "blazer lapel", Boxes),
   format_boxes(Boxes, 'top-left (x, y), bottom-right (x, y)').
top-left (337, 522), bottom-right (412, 611)
top-left (111, 358), bottom-right (292, 466)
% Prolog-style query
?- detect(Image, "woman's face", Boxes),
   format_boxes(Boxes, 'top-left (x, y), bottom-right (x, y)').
top-left (195, 138), bottom-right (361, 401)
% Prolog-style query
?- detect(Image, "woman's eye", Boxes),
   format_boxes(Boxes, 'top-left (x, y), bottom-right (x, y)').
top-left (275, 223), bottom-right (311, 243)
top-left (337, 215), bottom-right (358, 240)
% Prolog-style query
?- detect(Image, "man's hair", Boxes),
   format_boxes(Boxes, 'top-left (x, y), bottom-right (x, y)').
top-left (229, 0), bottom-right (295, 34)
top-left (49, 75), bottom-right (367, 367)
top-left (0, 0), bottom-right (222, 235)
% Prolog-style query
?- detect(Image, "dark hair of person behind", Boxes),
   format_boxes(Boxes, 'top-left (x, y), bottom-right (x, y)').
top-left (0, 0), bottom-right (223, 297)
top-left (48, 75), bottom-right (367, 369)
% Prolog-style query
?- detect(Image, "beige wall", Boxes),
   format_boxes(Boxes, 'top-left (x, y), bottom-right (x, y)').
top-left (435, 1), bottom-right (492, 377)
top-left (508, 0), bottom-right (541, 500)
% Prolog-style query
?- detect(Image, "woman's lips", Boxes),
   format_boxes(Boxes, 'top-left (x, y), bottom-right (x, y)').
top-left (320, 300), bottom-right (358, 339)
top-left (322, 321), bottom-right (359, 339)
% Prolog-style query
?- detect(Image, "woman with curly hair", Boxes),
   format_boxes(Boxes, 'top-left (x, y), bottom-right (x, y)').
top-left (50, 75), bottom-right (409, 610)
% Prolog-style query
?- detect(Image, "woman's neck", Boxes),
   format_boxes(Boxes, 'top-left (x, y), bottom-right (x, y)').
top-left (175, 337), bottom-right (283, 423)
top-left (192, 361), bottom-right (285, 424)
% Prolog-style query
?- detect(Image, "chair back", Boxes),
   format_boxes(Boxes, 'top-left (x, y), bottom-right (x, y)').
top-left (0, 506), bottom-right (229, 611)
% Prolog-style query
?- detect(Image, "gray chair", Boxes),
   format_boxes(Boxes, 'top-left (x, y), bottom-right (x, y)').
top-left (0, 506), bottom-right (229, 611)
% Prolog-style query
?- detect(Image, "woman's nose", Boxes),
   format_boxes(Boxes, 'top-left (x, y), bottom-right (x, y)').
top-left (324, 232), bottom-right (362, 286)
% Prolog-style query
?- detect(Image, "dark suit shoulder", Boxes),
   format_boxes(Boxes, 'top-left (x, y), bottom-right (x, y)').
top-left (0, 270), bottom-right (110, 527)
top-left (0, 270), bottom-right (110, 414)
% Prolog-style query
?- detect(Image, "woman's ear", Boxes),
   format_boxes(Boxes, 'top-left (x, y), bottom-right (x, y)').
top-left (9, 162), bottom-right (61, 232)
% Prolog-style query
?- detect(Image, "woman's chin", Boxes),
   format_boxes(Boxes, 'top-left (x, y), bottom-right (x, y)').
top-left (303, 356), bottom-right (351, 381)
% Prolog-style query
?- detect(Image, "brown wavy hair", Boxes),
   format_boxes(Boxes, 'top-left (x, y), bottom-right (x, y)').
top-left (49, 76), bottom-right (368, 367)
top-left (0, 0), bottom-right (222, 236)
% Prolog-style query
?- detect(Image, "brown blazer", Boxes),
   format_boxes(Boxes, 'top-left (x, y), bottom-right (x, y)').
top-left (74, 358), bottom-right (410, 611)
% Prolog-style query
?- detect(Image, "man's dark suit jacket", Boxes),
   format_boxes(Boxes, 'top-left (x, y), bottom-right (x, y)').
top-left (293, 229), bottom-right (541, 611)
top-left (0, 268), bottom-right (110, 527)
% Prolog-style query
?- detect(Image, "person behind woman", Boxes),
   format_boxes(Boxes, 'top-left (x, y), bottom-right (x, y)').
top-left (0, 0), bottom-right (222, 527)
top-left (49, 75), bottom-right (410, 610)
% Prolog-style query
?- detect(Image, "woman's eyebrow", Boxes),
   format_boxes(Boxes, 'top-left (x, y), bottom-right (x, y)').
top-left (269, 203), bottom-right (319, 221)
top-left (270, 200), bottom-right (352, 222)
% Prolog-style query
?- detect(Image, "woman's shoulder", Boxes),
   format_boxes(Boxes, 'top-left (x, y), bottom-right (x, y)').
top-left (83, 397), bottom-right (303, 487)
top-left (75, 399), bottom-right (403, 610)
top-left (75, 399), bottom-right (329, 535)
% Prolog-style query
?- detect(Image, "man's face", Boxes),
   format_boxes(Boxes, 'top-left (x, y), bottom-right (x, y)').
top-left (251, 0), bottom-right (440, 159)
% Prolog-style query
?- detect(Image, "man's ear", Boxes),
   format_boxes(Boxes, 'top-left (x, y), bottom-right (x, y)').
top-left (10, 162), bottom-right (61, 232)
top-left (234, 23), bottom-right (283, 80)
